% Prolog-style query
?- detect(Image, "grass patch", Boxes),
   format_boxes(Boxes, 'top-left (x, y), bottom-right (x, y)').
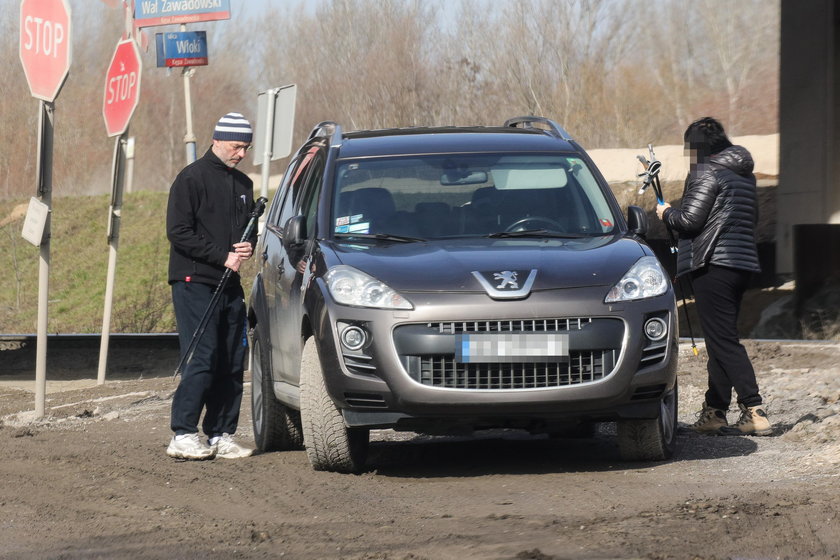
top-left (1, 192), bottom-right (257, 334)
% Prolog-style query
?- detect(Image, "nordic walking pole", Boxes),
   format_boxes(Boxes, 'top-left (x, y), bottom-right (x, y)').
top-left (637, 145), bottom-right (677, 251)
top-left (174, 196), bottom-right (268, 377)
top-left (636, 147), bottom-right (699, 356)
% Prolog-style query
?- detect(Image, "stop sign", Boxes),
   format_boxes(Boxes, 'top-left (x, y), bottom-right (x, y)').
top-left (103, 38), bottom-right (142, 137)
top-left (19, 0), bottom-right (72, 102)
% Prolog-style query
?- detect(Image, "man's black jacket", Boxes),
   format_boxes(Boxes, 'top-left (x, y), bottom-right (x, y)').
top-left (663, 145), bottom-right (761, 277)
top-left (167, 147), bottom-right (255, 287)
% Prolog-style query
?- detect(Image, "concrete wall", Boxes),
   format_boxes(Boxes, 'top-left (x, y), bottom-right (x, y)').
top-left (778, 0), bottom-right (840, 274)
top-left (588, 134), bottom-right (778, 184)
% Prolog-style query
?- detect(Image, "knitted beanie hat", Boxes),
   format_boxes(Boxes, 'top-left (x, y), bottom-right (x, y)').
top-left (212, 112), bottom-right (253, 142)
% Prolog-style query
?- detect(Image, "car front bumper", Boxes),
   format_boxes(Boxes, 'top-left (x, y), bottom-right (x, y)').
top-left (312, 284), bottom-right (678, 430)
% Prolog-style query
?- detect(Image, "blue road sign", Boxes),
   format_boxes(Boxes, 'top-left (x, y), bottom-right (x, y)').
top-left (155, 31), bottom-right (208, 68)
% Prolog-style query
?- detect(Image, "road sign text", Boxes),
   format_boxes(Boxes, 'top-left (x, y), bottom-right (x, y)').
top-left (22, 16), bottom-right (65, 58)
top-left (106, 70), bottom-right (138, 105)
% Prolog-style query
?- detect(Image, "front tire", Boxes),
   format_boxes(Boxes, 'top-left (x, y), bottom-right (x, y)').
top-left (300, 337), bottom-right (369, 473)
top-left (250, 325), bottom-right (303, 452)
top-left (617, 382), bottom-right (678, 461)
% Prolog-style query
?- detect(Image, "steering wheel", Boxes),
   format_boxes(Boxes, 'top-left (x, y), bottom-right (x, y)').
top-left (504, 216), bottom-right (566, 233)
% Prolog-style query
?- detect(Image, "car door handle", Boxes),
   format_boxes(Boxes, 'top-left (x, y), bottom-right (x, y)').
top-left (277, 258), bottom-right (285, 275)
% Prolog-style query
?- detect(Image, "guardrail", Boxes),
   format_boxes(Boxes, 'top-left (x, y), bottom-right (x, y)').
top-left (1, 334), bottom-right (181, 379)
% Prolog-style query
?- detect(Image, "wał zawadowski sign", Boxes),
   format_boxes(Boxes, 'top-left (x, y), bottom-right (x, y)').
top-left (135, 0), bottom-right (230, 28)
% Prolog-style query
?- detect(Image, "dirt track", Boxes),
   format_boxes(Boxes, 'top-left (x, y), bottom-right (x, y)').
top-left (1, 339), bottom-right (839, 560)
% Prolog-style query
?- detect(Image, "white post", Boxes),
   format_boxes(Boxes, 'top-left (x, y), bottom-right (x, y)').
top-left (34, 100), bottom-right (55, 418)
top-left (124, 136), bottom-right (135, 193)
top-left (182, 26), bottom-right (197, 164)
top-left (260, 88), bottom-right (279, 202)
top-left (97, 132), bottom-right (128, 385)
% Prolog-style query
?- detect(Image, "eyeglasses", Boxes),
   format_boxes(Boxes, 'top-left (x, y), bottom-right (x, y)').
top-left (228, 143), bottom-right (252, 153)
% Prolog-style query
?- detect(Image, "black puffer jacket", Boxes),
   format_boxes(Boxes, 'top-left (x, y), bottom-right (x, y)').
top-left (167, 147), bottom-right (255, 287)
top-left (663, 145), bottom-right (760, 277)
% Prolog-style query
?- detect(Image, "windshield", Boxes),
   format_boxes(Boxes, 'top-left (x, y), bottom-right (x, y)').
top-left (331, 154), bottom-right (617, 239)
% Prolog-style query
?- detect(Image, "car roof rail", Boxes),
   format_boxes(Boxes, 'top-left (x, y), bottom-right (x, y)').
top-left (307, 121), bottom-right (338, 140)
top-left (306, 121), bottom-right (344, 148)
top-left (504, 116), bottom-right (573, 141)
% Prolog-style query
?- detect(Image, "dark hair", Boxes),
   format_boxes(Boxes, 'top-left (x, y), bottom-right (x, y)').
top-left (683, 117), bottom-right (732, 161)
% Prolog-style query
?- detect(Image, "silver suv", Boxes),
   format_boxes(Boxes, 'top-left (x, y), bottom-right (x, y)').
top-left (248, 117), bottom-right (678, 472)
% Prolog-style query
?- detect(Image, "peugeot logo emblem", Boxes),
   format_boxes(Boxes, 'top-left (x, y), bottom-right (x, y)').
top-left (493, 271), bottom-right (519, 290)
top-left (472, 269), bottom-right (537, 299)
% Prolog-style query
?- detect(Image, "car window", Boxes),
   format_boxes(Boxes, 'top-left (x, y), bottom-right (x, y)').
top-left (331, 154), bottom-right (617, 238)
top-left (298, 152), bottom-right (325, 239)
top-left (274, 145), bottom-right (321, 231)
top-left (267, 155), bottom-right (298, 229)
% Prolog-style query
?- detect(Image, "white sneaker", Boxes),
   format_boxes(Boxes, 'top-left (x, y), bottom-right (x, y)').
top-left (166, 433), bottom-right (216, 460)
top-left (211, 433), bottom-right (254, 459)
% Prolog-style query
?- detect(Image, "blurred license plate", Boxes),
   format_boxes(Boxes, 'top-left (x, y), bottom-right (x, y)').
top-left (455, 333), bottom-right (569, 363)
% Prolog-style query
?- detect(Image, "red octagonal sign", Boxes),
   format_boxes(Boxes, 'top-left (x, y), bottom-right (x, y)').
top-left (19, 0), bottom-right (72, 102)
top-left (103, 39), bottom-right (142, 137)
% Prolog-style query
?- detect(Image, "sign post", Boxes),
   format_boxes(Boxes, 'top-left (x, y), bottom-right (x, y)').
top-left (153, 27), bottom-right (209, 163)
top-left (98, 36), bottom-right (142, 385)
top-left (137, 0), bottom-right (230, 165)
top-left (19, 0), bottom-right (72, 418)
top-left (253, 85), bottom-right (298, 200)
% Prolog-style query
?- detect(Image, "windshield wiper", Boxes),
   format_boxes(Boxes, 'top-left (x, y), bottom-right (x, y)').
top-left (334, 232), bottom-right (427, 243)
top-left (486, 229), bottom-right (590, 239)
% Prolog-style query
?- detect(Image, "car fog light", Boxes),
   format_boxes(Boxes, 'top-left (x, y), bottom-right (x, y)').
top-left (341, 326), bottom-right (366, 351)
top-left (644, 318), bottom-right (667, 341)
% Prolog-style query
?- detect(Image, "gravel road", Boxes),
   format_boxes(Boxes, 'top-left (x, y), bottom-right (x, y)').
top-left (1, 339), bottom-right (839, 560)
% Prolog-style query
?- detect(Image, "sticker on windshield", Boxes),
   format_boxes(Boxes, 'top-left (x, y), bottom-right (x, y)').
top-left (600, 218), bottom-right (613, 228)
top-left (335, 214), bottom-right (365, 227)
top-left (335, 221), bottom-right (370, 234)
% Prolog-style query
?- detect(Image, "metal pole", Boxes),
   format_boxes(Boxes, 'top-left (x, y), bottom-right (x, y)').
top-left (260, 88), bottom-right (279, 202)
top-left (34, 100), bottom-right (55, 418)
top-left (97, 132), bottom-right (128, 385)
top-left (181, 26), bottom-right (196, 164)
top-left (124, 137), bottom-right (135, 194)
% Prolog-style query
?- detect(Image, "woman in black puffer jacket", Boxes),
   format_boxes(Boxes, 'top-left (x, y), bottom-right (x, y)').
top-left (656, 117), bottom-right (772, 436)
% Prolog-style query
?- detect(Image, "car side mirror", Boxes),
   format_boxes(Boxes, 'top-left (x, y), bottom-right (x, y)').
top-left (282, 215), bottom-right (306, 249)
top-left (626, 205), bottom-right (648, 238)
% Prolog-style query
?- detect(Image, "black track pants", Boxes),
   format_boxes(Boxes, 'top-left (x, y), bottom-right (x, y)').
top-left (690, 265), bottom-right (762, 410)
top-left (170, 281), bottom-right (247, 437)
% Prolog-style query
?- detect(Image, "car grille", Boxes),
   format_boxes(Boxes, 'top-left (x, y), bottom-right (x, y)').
top-left (395, 317), bottom-right (622, 391)
top-left (412, 350), bottom-right (615, 390)
top-left (433, 318), bottom-right (593, 334)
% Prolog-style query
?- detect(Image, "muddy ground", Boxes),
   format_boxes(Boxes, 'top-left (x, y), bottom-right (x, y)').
top-left (1, 338), bottom-right (839, 560)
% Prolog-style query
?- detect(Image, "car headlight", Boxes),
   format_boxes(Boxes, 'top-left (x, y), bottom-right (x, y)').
top-left (604, 256), bottom-right (669, 302)
top-left (325, 265), bottom-right (413, 309)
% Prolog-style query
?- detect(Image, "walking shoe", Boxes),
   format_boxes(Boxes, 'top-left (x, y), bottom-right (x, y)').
top-left (688, 402), bottom-right (728, 434)
top-left (720, 404), bottom-right (773, 436)
top-left (166, 433), bottom-right (216, 460)
top-left (210, 433), bottom-right (254, 459)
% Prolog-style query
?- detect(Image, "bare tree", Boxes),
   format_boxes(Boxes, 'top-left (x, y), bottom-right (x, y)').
top-left (0, 0), bottom-right (780, 200)
top-left (697, 0), bottom-right (779, 135)
top-left (636, 0), bottom-right (779, 139)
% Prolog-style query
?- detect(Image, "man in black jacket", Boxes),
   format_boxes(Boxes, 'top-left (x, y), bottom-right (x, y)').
top-left (166, 112), bottom-right (257, 459)
top-left (656, 117), bottom-right (772, 437)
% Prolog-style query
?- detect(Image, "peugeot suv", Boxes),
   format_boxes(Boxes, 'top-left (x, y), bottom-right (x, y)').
top-left (248, 117), bottom-right (678, 473)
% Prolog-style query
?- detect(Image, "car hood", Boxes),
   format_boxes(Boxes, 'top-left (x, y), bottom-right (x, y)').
top-left (323, 236), bottom-right (650, 292)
